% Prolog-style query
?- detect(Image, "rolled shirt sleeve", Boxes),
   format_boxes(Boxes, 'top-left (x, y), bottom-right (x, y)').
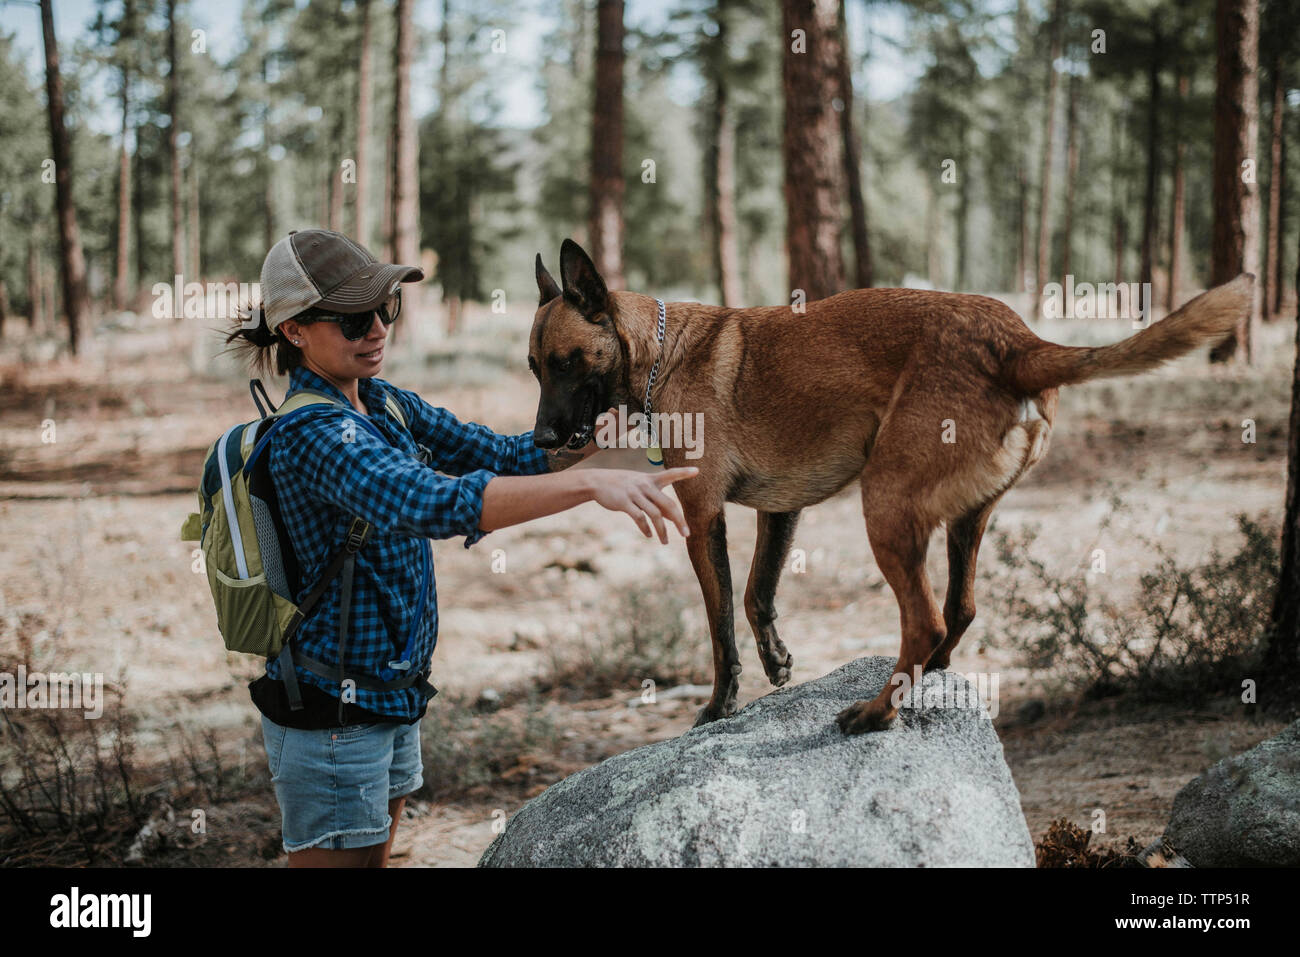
top-left (386, 383), bottom-right (551, 477)
top-left (273, 406), bottom-right (499, 546)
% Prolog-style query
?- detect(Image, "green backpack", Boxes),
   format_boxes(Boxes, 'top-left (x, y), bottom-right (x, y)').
top-left (181, 379), bottom-right (431, 715)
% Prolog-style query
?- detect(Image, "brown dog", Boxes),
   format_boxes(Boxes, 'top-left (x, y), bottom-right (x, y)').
top-left (529, 238), bottom-right (1253, 733)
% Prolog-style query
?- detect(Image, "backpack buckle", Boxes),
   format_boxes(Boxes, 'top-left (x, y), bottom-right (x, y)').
top-left (344, 518), bottom-right (370, 553)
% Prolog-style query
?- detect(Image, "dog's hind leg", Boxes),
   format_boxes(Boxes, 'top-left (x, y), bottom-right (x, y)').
top-left (685, 507), bottom-right (742, 727)
top-left (927, 495), bottom-right (1001, 673)
top-left (837, 502), bottom-right (945, 734)
top-left (744, 510), bottom-right (800, 687)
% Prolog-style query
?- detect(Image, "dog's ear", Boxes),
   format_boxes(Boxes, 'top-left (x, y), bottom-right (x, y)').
top-left (559, 238), bottom-right (609, 320)
top-left (536, 254), bottom-right (561, 306)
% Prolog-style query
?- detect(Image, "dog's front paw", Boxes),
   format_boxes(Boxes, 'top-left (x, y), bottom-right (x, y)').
top-left (692, 705), bottom-right (721, 728)
top-left (692, 700), bottom-right (737, 728)
top-left (835, 698), bottom-right (897, 735)
top-left (763, 649), bottom-right (793, 688)
top-left (923, 653), bottom-right (950, 674)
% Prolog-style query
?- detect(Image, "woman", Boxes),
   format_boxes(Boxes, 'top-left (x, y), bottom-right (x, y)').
top-left (226, 228), bottom-right (696, 867)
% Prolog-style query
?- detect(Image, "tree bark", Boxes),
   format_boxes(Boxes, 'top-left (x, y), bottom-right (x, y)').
top-left (39, 0), bottom-right (88, 354)
top-left (114, 60), bottom-right (131, 311)
top-left (354, 0), bottom-right (373, 247)
top-left (392, 0), bottom-right (421, 337)
top-left (27, 240), bottom-right (42, 330)
top-left (1266, 223), bottom-right (1300, 693)
top-left (1016, 164), bottom-right (1029, 293)
top-left (1113, 108), bottom-right (1127, 286)
top-left (1167, 72), bottom-right (1188, 312)
top-left (381, 127), bottom-right (394, 260)
top-left (1265, 49), bottom-right (1285, 321)
top-left (956, 125), bottom-right (970, 290)
top-left (783, 0), bottom-right (845, 302)
top-left (167, 0), bottom-right (183, 296)
top-left (1061, 72), bottom-right (1080, 282)
top-left (1032, 0), bottom-right (1064, 313)
top-left (838, 0), bottom-right (871, 289)
top-left (328, 146), bottom-right (343, 232)
top-left (1278, 135), bottom-right (1288, 317)
top-left (589, 0), bottom-right (626, 288)
top-left (188, 149), bottom-right (200, 278)
top-left (1139, 22), bottom-right (1162, 314)
top-left (439, 0), bottom-right (460, 334)
top-left (926, 177), bottom-right (940, 286)
top-left (262, 51), bottom-right (275, 253)
top-left (705, 0), bottom-right (743, 306)
top-left (1208, 0), bottom-right (1261, 363)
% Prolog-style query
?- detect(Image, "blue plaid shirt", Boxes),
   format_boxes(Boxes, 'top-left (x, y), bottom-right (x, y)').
top-left (264, 365), bottom-right (550, 719)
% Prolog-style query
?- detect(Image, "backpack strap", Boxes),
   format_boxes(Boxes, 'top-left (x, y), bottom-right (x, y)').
top-left (250, 379), bottom-right (278, 419)
top-left (333, 517), bottom-right (367, 725)
top-left (284, 384), bottom-right (409, 431)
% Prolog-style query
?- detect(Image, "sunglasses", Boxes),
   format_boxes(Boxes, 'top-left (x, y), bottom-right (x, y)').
top-left (297, 290), bottom-right (402, 341)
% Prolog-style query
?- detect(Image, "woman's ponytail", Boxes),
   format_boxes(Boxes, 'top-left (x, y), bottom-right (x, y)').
top-left (222, 303), bottom-right (302, 377)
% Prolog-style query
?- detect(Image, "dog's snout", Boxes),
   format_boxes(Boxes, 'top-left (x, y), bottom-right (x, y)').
top-left (533, 424), bottom-right (560, 449)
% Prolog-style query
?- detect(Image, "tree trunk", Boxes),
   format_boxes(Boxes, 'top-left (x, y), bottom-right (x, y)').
top-left (1266, 224), bottom-right (1300, 694)
top-left (705, 0), bottom-right (743, 306)
top-left (44, 262), bottom-right (56, 335)
top-left (446, 295), bottom-right (462, 337)
top-left (1062, 72), bottom-right (1080, 282)
top-left (392, 0), bottom-right (421, 337)
top-left (1112, 106), bottom-right (1128, 287)
top-left (188, 149), bottom-right (200, 278)
top-left (1208, 0), bottom-right (1261, 363)
top-left (1167, 72), bottom-right (1188, 312)
top-left (1140, 23), bottom-right (1162, 316)
top-left (1278, 135), bottom-right (1288, 317)
top-left (438, 0), bottom-right (458, 334)
top-left (354, 0), bottom-right (373, 247)
top-left (40, 0), bottom-right (88, 354)
top-left (133, 120), bottom-right (147, 293)
top-left (1265, 50), bottom-right (1285, 321)
top-left (381, 128), bottom-right (394, 261)
top-left (168, 0), bottom-right (183, 296)
top-left (328, 146), bottom-right (344, 232)
top-left (926, 178), bottom-right (940, 286)
top-left (589, 0), bottom-right (626, 288)
top-left (262, 52), bottom-right (275, 253)
top-left (27, 240), bottom-right (42, 330)
top-left (1114, 210), bottom-right (1127, 288)
top-left (838, 0), bottom-right (871, 289)
top-left (956, 125), bottom-right (970, 291)
top-left (783, 0), bottom-right (845, 302)
top-left (1016, 164), bottom-right (1029, 293)
top-left (1032, 0), bottom-right (1064, 312)
top-left (114, 65), bottom-right (131, 312)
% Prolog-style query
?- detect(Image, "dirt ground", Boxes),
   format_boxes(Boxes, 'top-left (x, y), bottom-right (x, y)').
top-left (0, 298), bottom-right (1292, 867)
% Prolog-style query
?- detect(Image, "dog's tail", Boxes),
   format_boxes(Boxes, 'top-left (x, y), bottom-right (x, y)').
top-left (1004, 273), bottom-right (1254, 395)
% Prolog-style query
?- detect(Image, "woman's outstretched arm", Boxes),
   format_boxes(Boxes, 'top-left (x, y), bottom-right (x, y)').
top-left (478, 466), bottom-right (698, 544)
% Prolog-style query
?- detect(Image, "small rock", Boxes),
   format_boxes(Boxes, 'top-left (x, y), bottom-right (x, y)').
top-left (1163, 719), bottom-right (1300, 867)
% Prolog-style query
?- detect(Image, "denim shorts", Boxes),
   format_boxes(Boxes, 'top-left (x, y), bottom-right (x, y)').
top-left (260, 714), bottom-right (424, 853)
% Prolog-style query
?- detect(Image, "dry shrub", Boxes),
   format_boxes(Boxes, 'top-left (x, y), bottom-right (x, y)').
top-left (541, 588), bottom-right (711, 701)
top-left (985, 510), bottom-right (1278, 704)
top-left (1035, 818), bottom-right (1143, 868)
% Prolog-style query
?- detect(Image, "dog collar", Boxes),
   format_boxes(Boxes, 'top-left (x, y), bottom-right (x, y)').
top-left (642, 299), bottom-right (666, 466)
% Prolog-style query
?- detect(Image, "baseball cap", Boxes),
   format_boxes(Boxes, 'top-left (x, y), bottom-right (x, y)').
top-left (259, 228), bottom-right (424, 332)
